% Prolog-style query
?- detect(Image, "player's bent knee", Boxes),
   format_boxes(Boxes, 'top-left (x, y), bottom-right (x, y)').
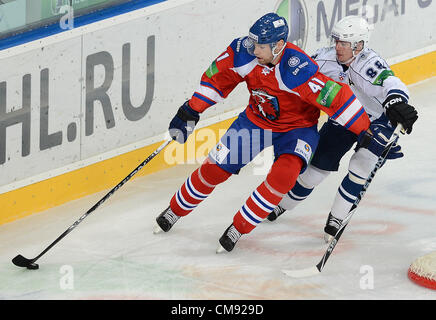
top-left (349, 148), bottom-right (378, 179)
top-left (267, 154), bottom-right (304, 194)
top-left (199, 157), bottom-right (232, 186)
top-left (299, 165), bottom-right (331, 189)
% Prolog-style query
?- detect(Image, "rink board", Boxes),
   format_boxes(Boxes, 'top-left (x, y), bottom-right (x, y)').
top-left (0, 0), bottom-right (435, 225)
top-left (0, 117), bottom-right (232, 225)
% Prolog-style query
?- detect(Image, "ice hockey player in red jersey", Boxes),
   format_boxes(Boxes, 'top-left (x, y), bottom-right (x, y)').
top-left (153, 13), bottom-right (389, 253)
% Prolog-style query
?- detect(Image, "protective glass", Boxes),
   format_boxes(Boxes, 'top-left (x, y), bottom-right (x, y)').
top-left (245, 36), bottom-right (275, 56)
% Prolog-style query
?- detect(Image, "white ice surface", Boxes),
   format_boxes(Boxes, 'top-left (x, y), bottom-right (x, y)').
top-left (1, 77), bottom-right (436, 300)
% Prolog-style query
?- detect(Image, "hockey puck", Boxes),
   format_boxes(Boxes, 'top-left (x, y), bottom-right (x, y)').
top-left (27, 263), bottom-right (39, 270)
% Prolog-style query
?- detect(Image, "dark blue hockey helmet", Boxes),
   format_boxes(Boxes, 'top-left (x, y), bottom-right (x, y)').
top-left (248, 13), bottom-right (289, 45)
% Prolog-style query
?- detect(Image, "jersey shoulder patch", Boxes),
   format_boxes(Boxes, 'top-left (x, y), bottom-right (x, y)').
top-left (352, 48), bottom-right (394, 86)
top-left (229, 36), bottom-right (257, 68)
top-left (279, 44), bottom-right (319, 90)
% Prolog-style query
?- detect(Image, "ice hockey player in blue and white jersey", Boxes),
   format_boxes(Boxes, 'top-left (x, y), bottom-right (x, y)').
top-left (266, 16), bottom-right (418, 242)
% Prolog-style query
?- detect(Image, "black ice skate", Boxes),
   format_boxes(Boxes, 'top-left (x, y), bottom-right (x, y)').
top-left (267, 205), bottom-right (286, 221)
top-left (324, 212), bottom-right (343, 243)
top-left (216, 224), bottom-right (242, 253)
top-left (153, 206), bottom-right (180, 234)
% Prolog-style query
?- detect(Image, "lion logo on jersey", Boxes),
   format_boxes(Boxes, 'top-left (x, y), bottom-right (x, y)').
top-left (251, 89), bottom-right (280, 121)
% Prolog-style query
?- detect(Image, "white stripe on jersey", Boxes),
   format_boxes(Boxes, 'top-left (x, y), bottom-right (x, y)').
top-left (195, 85), bottom-right (224, 104)
top-left (335, 99), bottom-right (362, 126)
top-left (231, 59), bottom-right (257, 78)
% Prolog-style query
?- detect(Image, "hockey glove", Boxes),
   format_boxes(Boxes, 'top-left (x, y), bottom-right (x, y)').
top-left (169, 101), bottom-right (200, 144)
top-left (383, 95), bottom-right (418, 134)
top-left (384, 142), bottom-right (403, 159)
top-left (357, 123), bottom-right (403, 159)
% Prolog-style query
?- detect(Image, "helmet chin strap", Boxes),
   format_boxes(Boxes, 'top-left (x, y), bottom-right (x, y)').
top-left (340, 54), bottom-right (356, 65)
top-left (271, 42), bottom-right (286, 63)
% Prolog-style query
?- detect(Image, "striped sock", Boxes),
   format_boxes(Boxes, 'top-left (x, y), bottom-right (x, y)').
top-left (279, 179), bottom-right (314, 211)
top-left (170, 168), bottom-right (215, 216)
top-left (234, 182), bottom-right (283, 234)
top-left (331, 171), bottom-right (365, 220)
top-left (170, 160), bottom-right (231, 217)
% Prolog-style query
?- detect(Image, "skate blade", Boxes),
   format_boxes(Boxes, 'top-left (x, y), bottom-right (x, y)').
top-left (153, 224), bottom-right (164, 234)
top-left (324, 233), bottom-right (333, 243)
top-left (216, 244), bottom-right (227, 254)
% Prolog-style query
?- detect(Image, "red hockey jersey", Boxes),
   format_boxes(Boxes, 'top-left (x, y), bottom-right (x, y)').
top-left (189, 37), bottom-right (370, 135)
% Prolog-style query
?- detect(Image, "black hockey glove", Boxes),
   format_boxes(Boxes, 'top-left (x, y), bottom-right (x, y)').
top-left (383, 95), bottom-right (418, 134)
top-left (169, 101), bottom-right (200, 144)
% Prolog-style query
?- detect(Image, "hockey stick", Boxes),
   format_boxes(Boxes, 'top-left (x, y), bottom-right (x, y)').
top-left (282, 124), bottom-right (403, 278)
top-left (12, 138), bottom-right (173, 270)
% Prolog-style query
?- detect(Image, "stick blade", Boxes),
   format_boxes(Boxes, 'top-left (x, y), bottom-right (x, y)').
top-left (12, 254), bottom-right (30, 267)
top-left (12, 254), bottom-right (39, 270)
top-left (282, 266), bottom-right (320, 278)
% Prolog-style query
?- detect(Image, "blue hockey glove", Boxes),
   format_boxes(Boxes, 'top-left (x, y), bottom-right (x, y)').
top-left (357, 123), bottom-right (403, 159)
top-left (385, 142), bottom-right (403, 160)
top-left (169, 101), bottom-right (200, 144)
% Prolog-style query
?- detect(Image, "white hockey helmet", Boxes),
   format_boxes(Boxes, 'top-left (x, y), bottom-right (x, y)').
top-left (331, 16), bottom-right (371, 50)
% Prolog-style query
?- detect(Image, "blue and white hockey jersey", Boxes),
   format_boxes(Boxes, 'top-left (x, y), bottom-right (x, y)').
top-left (312, 47), bottom-right (410, 121)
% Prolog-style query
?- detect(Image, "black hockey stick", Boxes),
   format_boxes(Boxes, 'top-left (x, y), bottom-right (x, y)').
top-left (282, 124), bottom-right (402, 278)
top-left (12, 138), bottom-right (173, 270)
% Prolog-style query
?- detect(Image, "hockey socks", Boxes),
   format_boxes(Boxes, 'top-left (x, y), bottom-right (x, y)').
top-left (233, 182), bottom-right (283, 234)
top-left (279, 178), bottom-right (314, 211)
top-left (330, 171), bottom-right (366, 220)
top-left (234, 154), bottom-right (303, 234)
top-left (170, 158), bottom-right (231, 216)
top-left (278, 165), bottom-right (330, 211)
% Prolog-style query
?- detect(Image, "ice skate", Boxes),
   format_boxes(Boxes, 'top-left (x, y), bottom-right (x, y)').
top-left (216, 224), bottom-right (242, 253)
top-left (153, 206), bottom-right (180, 234)
top-left (323, 212), bottom-right (342, 243)
top-left (267, 205), bottom-right (286, 221)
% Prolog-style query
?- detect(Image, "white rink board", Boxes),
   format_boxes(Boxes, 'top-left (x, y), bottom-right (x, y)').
top-left (0, 0), bottom-right (435, 189)
top-left (0, 38), bottom-right (82, 185)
